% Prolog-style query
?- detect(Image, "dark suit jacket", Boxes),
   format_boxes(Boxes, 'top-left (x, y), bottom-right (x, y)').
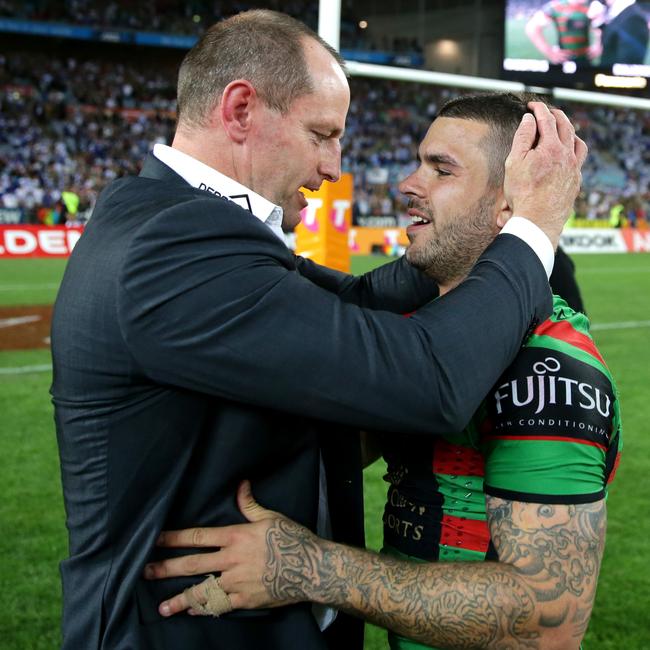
top-left (601, 4), bottom-right (649, 65)
top-left (51, 155), bottom-right (551, 650)
top-left (550, 246), bottom-right (586, 314)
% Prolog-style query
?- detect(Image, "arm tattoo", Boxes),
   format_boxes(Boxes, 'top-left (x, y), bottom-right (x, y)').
top-left (261, 498), bottom-right (606, 649)
top-left (487, 497), bottom-right (606, 642)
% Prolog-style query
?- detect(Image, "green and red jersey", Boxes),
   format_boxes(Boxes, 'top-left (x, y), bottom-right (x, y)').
top-left (381, 296), bottom-right (622, 650)
top-left (542, 0), bottom-right (593, 59)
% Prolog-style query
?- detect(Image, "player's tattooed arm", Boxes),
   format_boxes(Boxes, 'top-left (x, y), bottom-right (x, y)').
top-left (484, 497), bottom-right (606, 648)
top-left (261, 517), bottom-right (540, 649)
top-left (259, 498), bottom-right (605, 648)
top-left (151, 485), bottom-right (606, 649)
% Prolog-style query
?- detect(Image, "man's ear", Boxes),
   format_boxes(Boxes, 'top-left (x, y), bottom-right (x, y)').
top-left (211, 80), bottom-right (257, 144)
top-left (495, 191), bottom-right (513, 229)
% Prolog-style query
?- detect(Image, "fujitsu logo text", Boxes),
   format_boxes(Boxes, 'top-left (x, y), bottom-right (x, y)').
top-left (493, 357), bottom-right (611, 417)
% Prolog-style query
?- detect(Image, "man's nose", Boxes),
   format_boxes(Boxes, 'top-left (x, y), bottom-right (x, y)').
top-left (399, 171), bottom-right (421, 197)
top-left (319, 141), bottom-right (341, 183)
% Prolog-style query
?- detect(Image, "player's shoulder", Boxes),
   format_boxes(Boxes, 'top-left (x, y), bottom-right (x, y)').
top-left (526, 295), bottom-right (609, 373)
top-left (481, 294), bottom-right (619, 450)
top-left (479, 295), bottom-right (622, 501)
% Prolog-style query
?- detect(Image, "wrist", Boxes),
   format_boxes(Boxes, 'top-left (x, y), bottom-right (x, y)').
top-left (303, 538), bottom-right (345, 606)
top-left (501, 215), bottom-right (556, 277)
top-left (262, 518), bottom-right (325, 604)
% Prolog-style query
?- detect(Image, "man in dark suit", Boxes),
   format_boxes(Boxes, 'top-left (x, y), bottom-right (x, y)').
top-left (51, 9), bottom-right (586, 650)
top-left (599, 0), bottom-right (649, 65)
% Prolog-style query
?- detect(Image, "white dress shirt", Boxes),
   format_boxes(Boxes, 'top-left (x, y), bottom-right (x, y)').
top-left (502, 216), bottom-right (555, 279)
top-left (153, 143), bottom-right (285, 241)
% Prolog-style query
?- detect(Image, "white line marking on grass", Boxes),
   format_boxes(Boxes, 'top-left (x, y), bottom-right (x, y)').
top-left (591, 320), bottom-right (650, 331)
top-left (0, 364), bottom-right (51, 375)
top-left (579, 267), bottom-right (650, 274)
top-left (0, 283), bottom-right (60, 291)
top-left (0, 315), bottom-right (41, 329)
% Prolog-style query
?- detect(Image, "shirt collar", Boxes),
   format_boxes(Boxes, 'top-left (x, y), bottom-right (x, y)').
top-left (152, 143), bottom-right (285, 240)
top-left (608, 0), bottom-right (636, 19)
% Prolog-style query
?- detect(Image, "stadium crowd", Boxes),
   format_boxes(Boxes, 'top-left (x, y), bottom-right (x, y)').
top-left (0, 0), bottom-right (318, 36)
top-left (0, 0), bottom-right (422, 54)
top-left (1, 49), bottom-right (649, 226)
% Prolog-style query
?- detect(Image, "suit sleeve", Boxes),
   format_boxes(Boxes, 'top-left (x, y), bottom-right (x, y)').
top-left (294, 254), bottom-right (440, 312)
top-left (118, 199), bottom-right (552, 436)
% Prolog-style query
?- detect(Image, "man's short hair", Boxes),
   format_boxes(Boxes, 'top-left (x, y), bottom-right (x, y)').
top-left (437, 92), bottom-right (552, 188)
top-left (177, 9), bottom-right (345, 126)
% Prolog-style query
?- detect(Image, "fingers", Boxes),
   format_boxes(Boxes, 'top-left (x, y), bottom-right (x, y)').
top-left (160, 585), bottom-right (196, 617)
top-left (157, 525), bottom-right (233, 549)
top-left (527, 101), bottom-right (559, 144)
top-left (155, 482), bottom-right (275, 550)
top-left (507, 112), bottom-right (537, 163)
top-left (550, 108), bottom-right (575, 148)
top-left (237, 480), bottom-right (276, 523)
top-left (574, 135), bottom-right (588, 168)
top-left (144, 550), bottom-right (228, 579)
top-left (502, 100), bottom-right (583, 246)
top-left (527, 103), bottom-right (582, 161)
top-left (159, 581), bottom-right (246, 618)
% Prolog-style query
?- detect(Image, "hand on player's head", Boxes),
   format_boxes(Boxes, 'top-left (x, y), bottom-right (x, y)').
top-left (503, 102), bottom-right (586, 248)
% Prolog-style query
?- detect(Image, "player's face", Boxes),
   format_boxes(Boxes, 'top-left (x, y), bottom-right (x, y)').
top-left (251, 40), bottom-right (349, 231)
top-left (400, 117), bottom-right (502, 287)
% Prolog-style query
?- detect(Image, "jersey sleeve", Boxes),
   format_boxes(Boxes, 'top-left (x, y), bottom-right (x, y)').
top-left (481, 309), bottom-right (621, 504)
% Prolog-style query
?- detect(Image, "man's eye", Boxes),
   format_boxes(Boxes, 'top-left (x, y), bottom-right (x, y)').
top-left (436, 168), bottom-right (451, 177)
top-left (312, 131), bottom-right (327, 142)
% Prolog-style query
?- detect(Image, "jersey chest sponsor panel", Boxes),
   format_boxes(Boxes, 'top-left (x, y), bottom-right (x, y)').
top-left (483, 345), bottom-right (620, 502)
top-left (490, 347), bottom-right (613, 447)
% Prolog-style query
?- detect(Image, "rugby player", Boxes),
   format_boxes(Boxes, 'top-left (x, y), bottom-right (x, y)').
top-left (145, 93), bottom-right (621, 650)
top-left (525, 0), bottom-right (604, 65)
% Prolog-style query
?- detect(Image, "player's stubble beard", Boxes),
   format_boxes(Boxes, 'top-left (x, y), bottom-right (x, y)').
top-left (406, 192), bottom-right (500, 287)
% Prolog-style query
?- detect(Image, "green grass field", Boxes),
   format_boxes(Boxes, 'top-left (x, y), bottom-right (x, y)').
top-left (1, 254), bottom-right (649, 649)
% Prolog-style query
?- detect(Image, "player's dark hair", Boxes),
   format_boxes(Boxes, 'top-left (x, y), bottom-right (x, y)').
top-left (438, 92), bottom-right (552, 188)
top-left (177, 9), bottom-right (345, 126)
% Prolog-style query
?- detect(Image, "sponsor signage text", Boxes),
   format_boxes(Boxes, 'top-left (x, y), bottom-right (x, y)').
top-left (0, 226), bottom-right (84, 258)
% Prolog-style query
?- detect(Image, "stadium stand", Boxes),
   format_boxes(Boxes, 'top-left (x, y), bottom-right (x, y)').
top-left (0, 46), bottom-right (179, 222)
top-left (0, 0), bottom-right (422, 54)
top-left (0, 3), bottom-right (646, 227)
top-left (1, 0), bottom-right (318, 35)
